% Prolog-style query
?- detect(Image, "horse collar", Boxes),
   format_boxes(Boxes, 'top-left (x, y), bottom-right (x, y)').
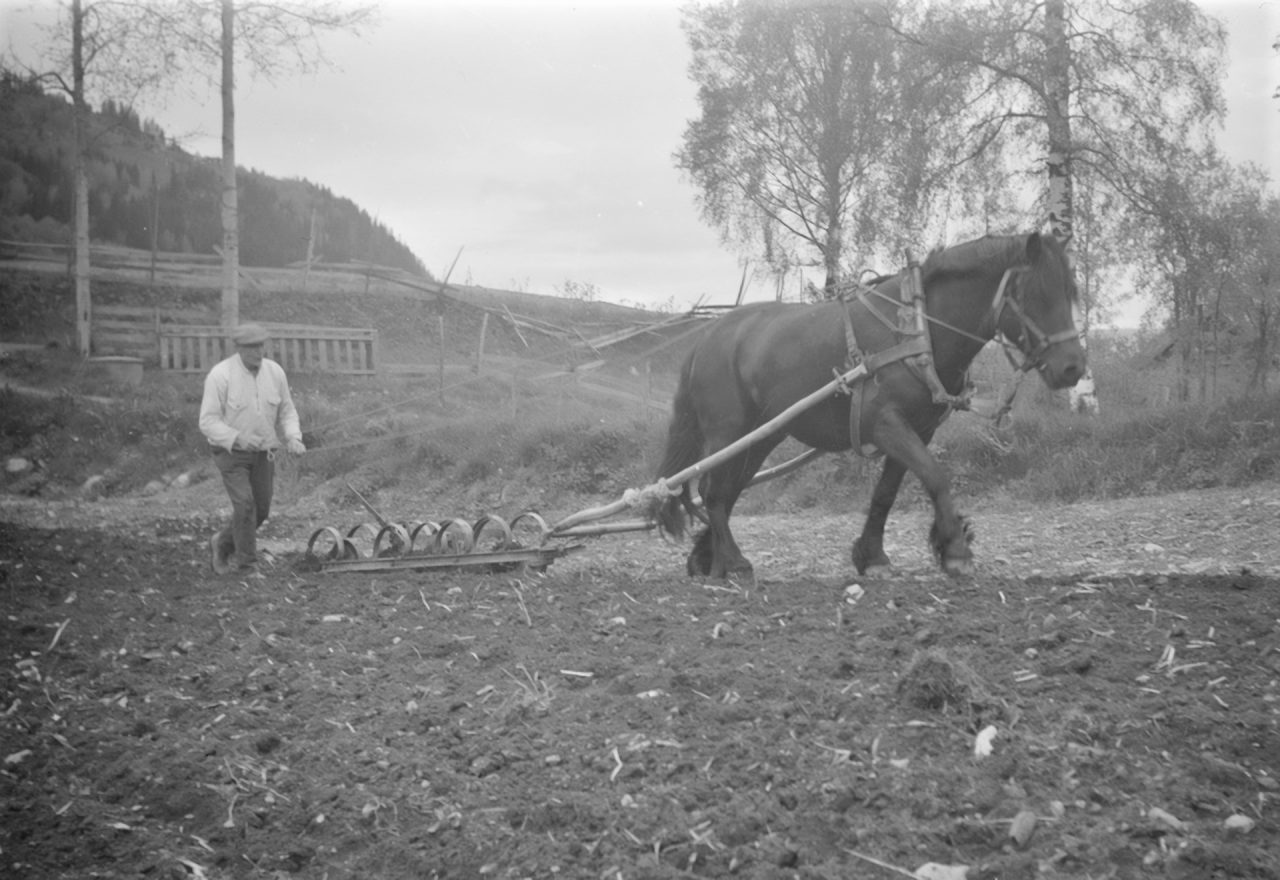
top-left (841, 267), bottom-right (972, 412)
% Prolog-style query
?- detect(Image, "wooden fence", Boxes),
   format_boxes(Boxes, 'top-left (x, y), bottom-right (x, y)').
top-left (158, 324), bottom-right (378, 375)
top-left (92, 305), bottom-right (215, 361)
top-left (89, 306), bottom-right (378, 375)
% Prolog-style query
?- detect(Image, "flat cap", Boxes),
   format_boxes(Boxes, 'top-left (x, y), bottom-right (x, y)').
top-left (231, 323), bottom-right (269, 346)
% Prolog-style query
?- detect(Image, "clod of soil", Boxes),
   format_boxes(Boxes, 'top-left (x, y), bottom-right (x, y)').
top-left (2, 483), bottom-right (1279, 879)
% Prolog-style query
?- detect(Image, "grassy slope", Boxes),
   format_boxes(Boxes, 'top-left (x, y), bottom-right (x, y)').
top-left (2, 268), bottom-right (1278, 512)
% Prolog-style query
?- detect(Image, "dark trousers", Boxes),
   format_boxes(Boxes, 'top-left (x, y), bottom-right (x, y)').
top-left (212, 448), bottom-right (274, 567)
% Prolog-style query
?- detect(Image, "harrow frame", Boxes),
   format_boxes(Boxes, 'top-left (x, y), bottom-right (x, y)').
top-left (304, 358), bottom-right (874, 574)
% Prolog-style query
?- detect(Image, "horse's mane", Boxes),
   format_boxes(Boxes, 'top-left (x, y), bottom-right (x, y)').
top-left (921, 234), bottom-right (1028, 281)
top-left (919, 232), bottom-right (1077, 308)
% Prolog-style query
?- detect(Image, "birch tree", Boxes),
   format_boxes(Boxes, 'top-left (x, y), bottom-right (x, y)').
top-left (676, 0), bottom-right (972, 291)
top-left (873, 0), bottom-right (1225, 295)
top-left (1122, 156), bottom-right (1274, 402)
top-left (16, 0), bottom-right (189, 354)
top-left (1205, 180), bottom-right (1279, 396)
top-left (862, 0), bottom-right (1223, 411)
top-left (163, 0), bottom-right (376, 326)
top-left (13, 0), bottom-right (376, 336)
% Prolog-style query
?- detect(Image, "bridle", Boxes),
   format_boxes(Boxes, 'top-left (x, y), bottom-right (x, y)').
top-left (858, 265), bottom-right (1081, 373)
top-left (988, 268), bottom-right (1081, 374)
top-left (837, 258), bottom-right (1083, 420)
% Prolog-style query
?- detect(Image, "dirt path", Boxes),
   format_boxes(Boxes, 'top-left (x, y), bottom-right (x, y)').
top-left (7, 477), bottom-right (1274, 581)
top-left (1, 481), bottom-right (1277, 879)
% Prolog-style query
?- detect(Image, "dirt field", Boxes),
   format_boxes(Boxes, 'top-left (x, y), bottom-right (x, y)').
top-left (2, 481), bottom-right (1278, 879)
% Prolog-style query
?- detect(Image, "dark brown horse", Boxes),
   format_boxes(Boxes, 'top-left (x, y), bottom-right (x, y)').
top-left (656, 232), bottom-right (1087, 580)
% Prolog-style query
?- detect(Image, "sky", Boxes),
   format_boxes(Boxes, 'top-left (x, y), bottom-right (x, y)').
top-left (2, 0), bottom-right (1278, 315)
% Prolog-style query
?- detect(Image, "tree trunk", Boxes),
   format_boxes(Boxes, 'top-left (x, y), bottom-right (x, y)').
top-left (71, 0), bottom-right (91, 356)
top-left (1043, 0), bottom-right (1100, 413)
top-left (1247, 302), bottom-right (1272, 394)
top-left (303, 206), bottom-right (317, 293)
top-left (1196, 302), bottom-right (1208, 402)
top-left (819, 38), bottom-right (844, 295)
top-left (149, 165), bottom-right (160, 287)
top-left (819, 145), bottom-right (843, 293)
top-left (1043, 0), bottom-right (1073, 244)
top-left (1210, 287), bottom-right (1224, 401)
top-left (822, 219), bottom-right (842, 293)
top-left (220, 0), bottom-right (239, 328)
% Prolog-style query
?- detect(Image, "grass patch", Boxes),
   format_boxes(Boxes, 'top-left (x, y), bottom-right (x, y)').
top-left (0, 375), bottom-right (203, 495)
top-left (936, 392), bottom-right (1280, 502)
top-left (3, 336), bottom-right (1277, 511)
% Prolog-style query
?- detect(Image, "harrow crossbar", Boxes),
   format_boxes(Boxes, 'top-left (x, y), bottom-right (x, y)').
top-left (316, 545), bottom-right (583, 573)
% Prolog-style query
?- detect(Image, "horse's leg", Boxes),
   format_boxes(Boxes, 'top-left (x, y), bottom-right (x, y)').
top-left (865, 414), bottom-right (972, 576)
top-left (687, 504), bottom-right (714, 577)
top-left (852, 456), bottom-right (909, 575)
top-left (698, 439), bottom-right (781, 582)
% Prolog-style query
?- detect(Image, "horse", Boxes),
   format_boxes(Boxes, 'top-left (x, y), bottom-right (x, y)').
top-left (655, 231), bottom-right (1087, 581)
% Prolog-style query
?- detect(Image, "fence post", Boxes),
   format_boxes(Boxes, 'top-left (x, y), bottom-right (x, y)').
top-left (437, 314), bottom-right (446, 402)
top-left (645, 360), bottom-right (653, 420)
top-left (474, 312), bottom-right (488, 373)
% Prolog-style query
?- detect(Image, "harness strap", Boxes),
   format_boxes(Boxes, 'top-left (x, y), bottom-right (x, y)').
top-left (862, 335), bottom-right (931, 374)
top-left (839, 289), bottom-right (862, 379)
top-left (835, 260), bottom-right (1081, 432)
top-left (835, 262), bottom-right (974, 420)
top-left (989, 268), bottom-right (1016, 321)
top-left (900, 260), bottom-right (973, 410)
top-left (898, 255), bottom-right (924, 335)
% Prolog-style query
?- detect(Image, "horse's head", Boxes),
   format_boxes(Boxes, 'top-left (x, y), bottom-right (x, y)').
top-left (993, 232), bottom-right (1087, 389)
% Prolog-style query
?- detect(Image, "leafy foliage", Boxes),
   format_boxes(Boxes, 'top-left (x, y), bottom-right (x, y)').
top-left (677, 1), bottom-right (971, 289)
top-left (677, 0), bottom-right (1233, 313)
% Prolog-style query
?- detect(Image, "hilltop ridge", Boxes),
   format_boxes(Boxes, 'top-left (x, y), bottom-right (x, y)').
top-left (0, 70), bottom-right (427, 276)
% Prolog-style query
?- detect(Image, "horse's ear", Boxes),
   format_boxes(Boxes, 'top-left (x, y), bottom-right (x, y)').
top-left (1025, 231), bottom-right (1044, 262)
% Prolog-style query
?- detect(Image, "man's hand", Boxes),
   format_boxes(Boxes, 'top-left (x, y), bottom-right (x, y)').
top-left (233, 428), bottom-right (271, 451)
top-left (287, 438), bottom-right (306, 456)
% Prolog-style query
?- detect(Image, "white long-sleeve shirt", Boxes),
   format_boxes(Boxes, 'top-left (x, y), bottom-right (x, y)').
top-left (199, 354), bottom-right (302, 452)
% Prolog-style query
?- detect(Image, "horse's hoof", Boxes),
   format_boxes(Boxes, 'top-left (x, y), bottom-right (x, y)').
top-left (852, 539), bottom-right (891, 576)
top-left (942, 557), bottom-right (974, 578)
top-left (686, 554), bottom-right (711, 578)
top-left (862, 562), bottom-right (894, 578)
top-left (704, 564), bottom-right (755, 588)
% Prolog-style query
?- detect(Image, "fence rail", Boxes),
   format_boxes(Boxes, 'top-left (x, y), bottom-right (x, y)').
top-left (84, 306), bottom-right (378, 375)
top-left (159, 323), bottom-right (378, 375)
top-left (90, 304), bottom-right (215, 361)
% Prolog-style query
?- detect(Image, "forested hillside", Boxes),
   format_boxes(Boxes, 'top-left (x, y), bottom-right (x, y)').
top-left (0, 70), bottom-right (429, 277)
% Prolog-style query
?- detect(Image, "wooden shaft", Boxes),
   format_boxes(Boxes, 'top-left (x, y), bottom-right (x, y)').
top-left (748, 447), bottom-right (824, 487)
top-left (660, 364), bottom-right (864, 490)
top-left (549, 362), bottom-right (866, 535)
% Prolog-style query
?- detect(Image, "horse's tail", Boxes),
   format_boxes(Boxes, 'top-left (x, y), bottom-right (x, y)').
top-left (656, 353), bottom-right (703, 539)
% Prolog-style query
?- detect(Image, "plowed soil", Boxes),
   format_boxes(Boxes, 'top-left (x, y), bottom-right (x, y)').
top-left (2, 481), bottom-right (1278, 879)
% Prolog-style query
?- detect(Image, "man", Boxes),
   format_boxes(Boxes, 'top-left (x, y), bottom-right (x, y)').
top-left (199, 323), bottom-right (306, 575)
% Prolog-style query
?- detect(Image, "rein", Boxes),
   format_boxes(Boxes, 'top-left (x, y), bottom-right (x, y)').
top-left (992, 278), bottom-right (1082, 371)
top-left (836, 259), bottom-right (1080, 423)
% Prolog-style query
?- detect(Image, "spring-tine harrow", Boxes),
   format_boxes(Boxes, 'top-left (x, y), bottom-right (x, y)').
top-left (304, 365), bottom-right (874, 575)
top-left (305, 512), bottom-right (586, 573)
top-left (305, 487), bottom-right (598, 573)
